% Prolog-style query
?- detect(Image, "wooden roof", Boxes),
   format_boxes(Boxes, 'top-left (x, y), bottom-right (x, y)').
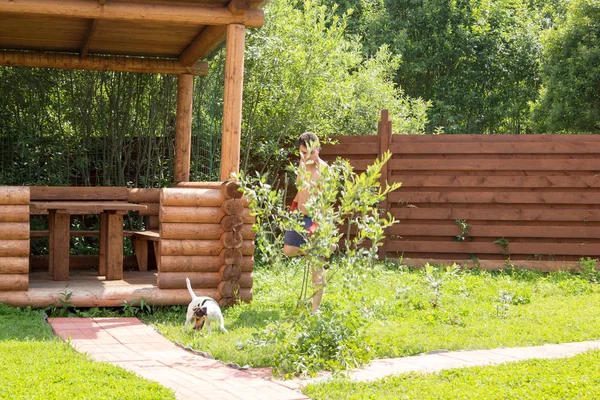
top-left (0, 0), bottom-right (265, 75)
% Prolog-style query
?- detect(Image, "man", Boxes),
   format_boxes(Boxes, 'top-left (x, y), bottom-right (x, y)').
top-left (283, 132), bottom-right (329, 313)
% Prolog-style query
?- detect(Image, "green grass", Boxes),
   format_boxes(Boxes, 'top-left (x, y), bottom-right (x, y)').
top-left (0, 304), bottom-right (175, 400)
top-left (5, 259), bottom-right (600, 399)
top-left (303, 349), bottom-right (600, 399)
top-left (142, 260), bottom-right (600, 373)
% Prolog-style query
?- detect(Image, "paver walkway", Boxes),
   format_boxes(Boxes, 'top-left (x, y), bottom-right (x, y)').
top-left (48, 317), bottom-right (306, 400)
top-left (344, 339), bottom-right (600, 382)
top-left (48, 317), bottom-right (600, 399)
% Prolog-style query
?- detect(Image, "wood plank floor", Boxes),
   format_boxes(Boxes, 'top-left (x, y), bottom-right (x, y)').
top-left (1, 271), bottom-right (194, 308)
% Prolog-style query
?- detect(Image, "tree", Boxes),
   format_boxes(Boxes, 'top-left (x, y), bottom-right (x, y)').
top-left (0, 0), bottom-right (430, 187)
top-left (531, 0), bottom-right (600, 133)
top-left (239, 0), bottom-right (429, 177)
top-left (323, 0), bottom-right (551, 134)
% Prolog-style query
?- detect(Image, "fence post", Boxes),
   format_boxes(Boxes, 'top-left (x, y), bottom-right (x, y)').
top-left (378, 110), bottom-right (392, 260)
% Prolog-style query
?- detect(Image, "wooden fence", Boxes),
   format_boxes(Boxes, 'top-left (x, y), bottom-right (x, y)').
top-left (319, 110), bottom-right (600, 271)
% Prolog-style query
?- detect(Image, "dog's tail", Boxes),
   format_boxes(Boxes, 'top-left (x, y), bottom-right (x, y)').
top-left (186, 277), bottom-right (196, 300)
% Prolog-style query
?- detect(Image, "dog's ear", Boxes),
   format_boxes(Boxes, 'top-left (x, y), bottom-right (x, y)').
top-left (201, 306), bottom-right (208, 314)
top-left (193, 307), bottom-right (204, 317)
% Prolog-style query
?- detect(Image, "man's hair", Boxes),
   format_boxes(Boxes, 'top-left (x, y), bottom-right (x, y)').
top-left (298, 132), bottom-right (320, 149)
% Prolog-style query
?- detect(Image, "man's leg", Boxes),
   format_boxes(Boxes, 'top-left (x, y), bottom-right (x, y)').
top-left (311, 265), bottom-right (326, 313)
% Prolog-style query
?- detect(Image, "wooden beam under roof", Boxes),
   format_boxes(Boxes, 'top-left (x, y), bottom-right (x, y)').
top-left (0, 51), bottom-right (209, 75)
top-left (80, 19), bottom-right (98, 58)
top-left (179, 25), bottom-right (227, 66)
top-left (0, 0), bottom-right (265, 28)
top-left (179, 0), bottom-right (249, 66)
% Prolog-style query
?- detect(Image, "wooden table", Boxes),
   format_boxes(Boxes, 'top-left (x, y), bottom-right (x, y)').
top-left (30, 201), bottom-right (148, 281)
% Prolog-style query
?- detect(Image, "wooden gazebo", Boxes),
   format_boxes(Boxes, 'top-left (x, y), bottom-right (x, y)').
top-left (0, 0), bottom-right (262, 307)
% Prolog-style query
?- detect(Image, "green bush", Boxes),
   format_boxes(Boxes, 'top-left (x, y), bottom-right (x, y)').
top-left (273, 307), bottom-right (371, 377)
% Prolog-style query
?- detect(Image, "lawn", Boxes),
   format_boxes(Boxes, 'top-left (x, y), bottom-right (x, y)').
top-left (142, 259), bottom-right (600, 377)
top-left (4, 258), bottom-right (600, 399)
top-left (303, 349), bottom-right (600, 399)
top-left (0, 304), bottom-right (175, 400)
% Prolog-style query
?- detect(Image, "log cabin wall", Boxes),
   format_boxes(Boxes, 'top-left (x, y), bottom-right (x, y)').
top-left (319, 112), bottom-right (600, 271)
top-left (127, 188), bottom-right (161, 229)
top-left (0, 187), bottom-right (30, 291)
top-left (157, 182), bottom-right (255, 305)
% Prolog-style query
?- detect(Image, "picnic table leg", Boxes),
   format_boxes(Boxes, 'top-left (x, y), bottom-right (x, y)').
top-left (50, 211), bottom-right (70, 281)
top-left (48, 211), bottom-right (55, 278)
top-left (99, 213), bottom-right (108, 276)
top-left (106, 212), bottom-right (124, 280)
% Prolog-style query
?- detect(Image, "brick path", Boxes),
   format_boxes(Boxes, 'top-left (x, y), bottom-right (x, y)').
top-left (49, 317), bottom-right (600, 399)
top-left (48, 318), bottom-right (306, 400)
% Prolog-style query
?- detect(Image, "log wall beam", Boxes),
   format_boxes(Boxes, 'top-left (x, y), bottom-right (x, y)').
top-left (0, 51), bottom-right (209, 76)
top-left (219, 24), bottom-right (246, 181)
top-left (0, 0), bottom-right (265, 27)
top-left (174, 74), bottom-right (194, 183)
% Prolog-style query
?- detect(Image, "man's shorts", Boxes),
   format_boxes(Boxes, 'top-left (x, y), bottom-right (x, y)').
top-left (284, 215), bottom-right (314, 247)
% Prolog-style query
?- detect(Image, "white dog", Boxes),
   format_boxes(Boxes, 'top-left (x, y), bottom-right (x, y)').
top-left (185, 277), bottom-right (227, 334)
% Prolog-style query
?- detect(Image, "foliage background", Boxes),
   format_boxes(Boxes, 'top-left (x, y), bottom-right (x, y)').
top-left (0, 0), bottom-right (598, 187)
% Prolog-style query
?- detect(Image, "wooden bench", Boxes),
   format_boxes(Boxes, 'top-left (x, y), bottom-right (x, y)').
top-left (132, 230), bottom-right (160, 271)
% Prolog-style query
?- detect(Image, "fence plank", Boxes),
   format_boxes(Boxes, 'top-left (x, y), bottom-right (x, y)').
top-left (389, 191), bottom-right (600, 205)
top-left (389, 158), bottom-right (600, 171)
top-left (389, 141), bottom-right (600, 154)
top-left (387, 240), bottom-right (600, 256)
top-left (390, 134), bottom-right (600, 142)
top-left (397, 176), bottom-right (600, 188)
top-left (391, 207), bottom-right (600, 222)
top-left (388, 223), bottom-right (600, 239)
top-left (320, 143), bottom-right (380, 156)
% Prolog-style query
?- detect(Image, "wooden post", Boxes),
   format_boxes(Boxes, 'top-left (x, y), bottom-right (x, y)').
top-left (174, 74), bottom-right (194, 183)
top-left (219, 24), bottom-right (246, 181)
top-left (378, 110), bottom-right (392, 260)
top-left (48, 211), bottom-right (55, 277)
top-left (99, 212), bottom-right (108, 276)
top-left (50, 212), bottom-right (70, 281)
top-left (106, 213), bottom-right (124, 280)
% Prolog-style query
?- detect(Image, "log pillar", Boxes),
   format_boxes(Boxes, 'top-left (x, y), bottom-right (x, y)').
top-left (175, 74), bottom-right (194, 183)
top-left (219, 24), bottom-right (246, 181)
